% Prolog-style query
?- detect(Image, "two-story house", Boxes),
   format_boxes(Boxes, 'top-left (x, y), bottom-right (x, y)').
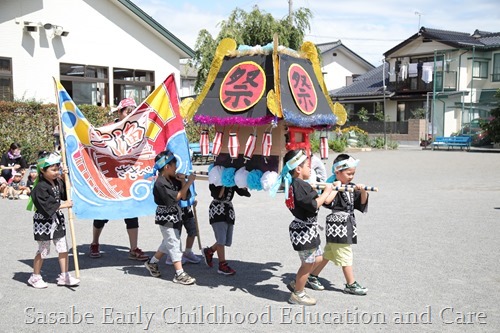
top-left (333, 27), bottom-right (500, 140)
top-left (317, 40), bottom-right (375, 92)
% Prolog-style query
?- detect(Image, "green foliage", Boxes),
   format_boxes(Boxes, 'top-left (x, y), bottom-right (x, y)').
top-left (189, 6), bottom-right (313, 92)
top-left (480, 89), bottom-right (500, 143)
top-left (184, 122), bottom-right (216, 144)
top-left (410, 108), bottom-right (426, 119)
top-left (0, 101), bottom-right (112, 164)
top-left (370, 136), bottom-right (385, 149)
top-left (357, 107), bottom-right (369, 122)
top-left (374, 103), bottom-right (385, 121)
top-left (330, 137), bottom-right (346, 152)
top-left (309, 135), bottom-right (320, 153)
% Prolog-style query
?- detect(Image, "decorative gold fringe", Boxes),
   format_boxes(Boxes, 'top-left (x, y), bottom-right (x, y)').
top-left (300, 41), bottom-right (347, 126)
top-left (183, 38), bottom-right (237, 122)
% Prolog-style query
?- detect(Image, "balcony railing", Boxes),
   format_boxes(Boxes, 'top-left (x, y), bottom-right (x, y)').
top-left (394, 71), bottom-right (457, 92)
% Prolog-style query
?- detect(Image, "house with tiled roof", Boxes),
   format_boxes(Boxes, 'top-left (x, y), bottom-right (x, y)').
top-left (333, 27), bottom-right (500, 139)
top-left (0, 0), bottom-right (194, 105)
top-left (317, 40), bottom-right (374, 92)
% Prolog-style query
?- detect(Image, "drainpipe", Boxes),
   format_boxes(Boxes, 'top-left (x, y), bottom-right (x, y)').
top-left (470, 45), bottom-right (475, 128)
top-left (436, 93), bottom-right (446, 135)
top-left (432, 50), bottom-right (437, 137)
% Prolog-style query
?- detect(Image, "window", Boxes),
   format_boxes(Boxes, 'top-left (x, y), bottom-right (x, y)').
top-left (0, 57), bottom-right (13, 101)
top-left (113, 68), bottom-right (154, 106)
top-left (473, 61), bottom-right (488, 78)
top-left (493, 53), bottom-right (500, 82)
top-left (60, 63), bottom-right (109, 106)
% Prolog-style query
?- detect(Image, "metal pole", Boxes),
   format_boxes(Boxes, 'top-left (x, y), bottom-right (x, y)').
top-left (432, 50), bottom-right (437, 137)
top-left (382, 59), bottom-right (387, 149)
top-left (288, 0), bottom-right (293, 25)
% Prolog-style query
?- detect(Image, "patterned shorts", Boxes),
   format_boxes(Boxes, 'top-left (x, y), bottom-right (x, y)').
top-left (297, 246), bottom-right (323, 264)
top-left (36, 237), bottom-right (68, 259)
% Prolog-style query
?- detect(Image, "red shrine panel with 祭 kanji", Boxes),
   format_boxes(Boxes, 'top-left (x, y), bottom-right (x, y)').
top-left (220, 61), bottom-right (266, 112)
top-left (279, 54), bottom-right (333, 119)
top-left (287, 64), bottom-right (318, 115)
top-left (196, 54), bottom-right (274, 119)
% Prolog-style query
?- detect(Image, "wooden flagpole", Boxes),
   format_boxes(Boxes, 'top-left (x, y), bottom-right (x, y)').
top-left (192, 204), bottom-right (202, 250)
top-left (53, 77), bottom-right (80, 278)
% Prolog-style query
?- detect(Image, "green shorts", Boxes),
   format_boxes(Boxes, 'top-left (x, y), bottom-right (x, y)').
top-left (323, 243), bottom-right (353, 266)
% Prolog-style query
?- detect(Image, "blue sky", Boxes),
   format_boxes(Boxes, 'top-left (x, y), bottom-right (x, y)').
top-left (133, 0), bottom-right (500, 66)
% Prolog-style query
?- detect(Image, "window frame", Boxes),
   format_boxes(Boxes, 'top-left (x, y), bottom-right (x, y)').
top-left (492, 53), bottom-right (500, 82)
top-left (0, 57), bottom-right (13, 101)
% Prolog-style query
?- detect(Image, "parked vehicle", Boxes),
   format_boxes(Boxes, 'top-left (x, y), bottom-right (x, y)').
top-left (456, 118), bottom-right (492, 147)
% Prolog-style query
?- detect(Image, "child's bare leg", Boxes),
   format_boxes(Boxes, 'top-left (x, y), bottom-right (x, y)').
top-left (294, 262), bottom-right (315, 291)
top-left (342, 265), bottom-right (355, 285)
top-left (152, 251), bottom-right (165, 261)
top-left (185, 235), bottom-right (195, 251)
top-left (58, 252), bottom-right (69, 273)
top-left (311, 257), bottom-right (329, 276)
top-left (215, 244), bottom-right (225, 262)
top-left (33, 253), bottom-right (43, 275)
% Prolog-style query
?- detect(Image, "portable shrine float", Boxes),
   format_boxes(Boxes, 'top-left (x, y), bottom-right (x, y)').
top-left (181, 36), bottom-right (347, 191)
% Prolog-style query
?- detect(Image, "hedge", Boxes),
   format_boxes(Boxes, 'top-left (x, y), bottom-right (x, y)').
top-left (0, 101), bottom-right (113, 165)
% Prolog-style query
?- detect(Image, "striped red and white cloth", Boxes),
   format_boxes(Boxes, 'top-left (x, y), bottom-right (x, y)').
top-left (200, 130), bottom-right (210, 156)
top-left (320, 136), bottom-right (329, 160)
top-left (212, 131), bottom-right (223, 157)
top-left (243, 134), bottom-right (257, 162)
top-left (228, 133), bottom-right (240, 160)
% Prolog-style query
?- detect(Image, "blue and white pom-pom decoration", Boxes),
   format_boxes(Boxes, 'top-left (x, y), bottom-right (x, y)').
top-left (247, 169), bottom-right (264, 191)
top-left (260, 171), bottom-right (278, 191)
top-left (221, 167), bottom-right (236, 187)
top-left (234, 167), bottom-right (249, 188)
top-left (208, 165), bottom-right (224, 186)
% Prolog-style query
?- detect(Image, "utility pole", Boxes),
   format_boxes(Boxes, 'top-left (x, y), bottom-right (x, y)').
top-left (289, 0), bottom-right (293, 25)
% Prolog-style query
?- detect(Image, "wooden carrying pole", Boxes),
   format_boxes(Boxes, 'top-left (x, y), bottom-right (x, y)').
top-left (53, 78), bottom-right (80, 278)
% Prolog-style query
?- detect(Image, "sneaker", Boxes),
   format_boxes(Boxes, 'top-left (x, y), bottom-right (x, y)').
top-left (129, 247), bottom-right (149, 261)
top-left (307, 275), bottom-right (325, 291)
top-left (344, 281), bottom-right (368, 295)
top-left (183, 251), bottom-right (201, 264)
top-left (19, 194), bottom-right (29, 200)
top-left (144, 260), bottom-right (161, 278)
top-left (89, 243), bottom-right (101, 258)
top-left (202, 247), bottom-right (214, 267)
top-left (173, 271), bottom-right (196, 285)
top-left (28, 274), bottom-right (48, 289)
top-left (287, 280), bottom-right (296, 292)
top-left (14, 195), bottom-right (20, 200)
top-left (288, 291), bottom-right (316, 306)
top-left (217, 262), bottom-right (236, 275)
top-left (57, 273), bottom-right (80, 286)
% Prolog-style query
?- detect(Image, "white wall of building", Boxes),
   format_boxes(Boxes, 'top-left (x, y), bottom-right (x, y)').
top-left (322, 50), bottom-right (372, 91)
top-left (1, 0), bottom-right (183, 103)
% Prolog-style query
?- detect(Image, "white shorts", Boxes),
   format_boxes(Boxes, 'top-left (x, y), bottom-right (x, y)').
top-left (158, 226), bottom-right (183, 262)
top-left (36, 237), bottom-right (68, 259)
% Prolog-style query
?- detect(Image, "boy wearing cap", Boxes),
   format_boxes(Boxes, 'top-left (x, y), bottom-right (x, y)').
top-left (89, 98), bottom-right (148, 261)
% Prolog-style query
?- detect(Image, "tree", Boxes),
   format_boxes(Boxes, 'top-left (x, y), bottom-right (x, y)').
top-left (481, 89), bottom-right (500, 143)
top-left (189, 6), bottom-right (313, 92)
